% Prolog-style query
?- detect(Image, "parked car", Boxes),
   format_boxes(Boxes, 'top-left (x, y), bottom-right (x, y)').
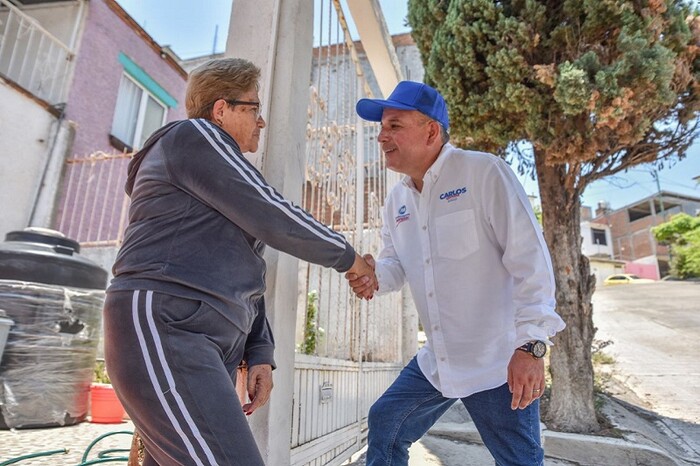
top-left (661, 275), bottom-right (700, 282)
top-left (603, 274), bottom-right (655, 286)
top-left (661, 275), bottom-right (683, 281)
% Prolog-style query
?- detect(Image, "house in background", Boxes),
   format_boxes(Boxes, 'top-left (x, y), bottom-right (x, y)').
top-left (0, 0), bottom-right (81, 236)
top-left (1, 0), bottom-right (187, 271)
top-left (65, 0), bottom-right (186, 158)
top-left (53, 0), bottom-right (188, 271)
top-left (590, 191), bottom-right (700, 280)
top-left (580, 205), bottom-right (625, 286)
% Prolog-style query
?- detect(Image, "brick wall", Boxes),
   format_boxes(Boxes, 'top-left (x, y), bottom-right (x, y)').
top-left (597, 207), bottom-right (671, 261)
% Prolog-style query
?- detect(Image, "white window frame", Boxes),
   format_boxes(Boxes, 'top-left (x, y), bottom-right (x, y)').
top-left (112, 73), bottom-right (168, 150)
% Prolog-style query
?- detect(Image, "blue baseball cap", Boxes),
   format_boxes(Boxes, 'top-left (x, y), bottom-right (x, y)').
top-left (356, 81), bottom-right (449, 130)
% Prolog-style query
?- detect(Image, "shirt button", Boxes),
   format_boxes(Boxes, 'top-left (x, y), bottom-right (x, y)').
top-left (433, 325), bottom-right (439, 331)
top-left (440, 357), bottom-right (446, 361)
top-left (428, 292), bottom-right (434, 297)
top-left (425, 258), bottom-right (430, 264)
top-left (422, 225), bottom-right (427, 230)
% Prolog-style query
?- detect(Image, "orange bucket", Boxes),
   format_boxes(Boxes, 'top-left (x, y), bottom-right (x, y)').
top-left (90, 383), bottom-right (126, 423)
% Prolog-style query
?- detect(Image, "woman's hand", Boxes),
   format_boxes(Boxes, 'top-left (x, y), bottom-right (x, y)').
top-left (345, 254), bottom-right (378, 300)
top-left (242, 364), bottom-right (273, 415)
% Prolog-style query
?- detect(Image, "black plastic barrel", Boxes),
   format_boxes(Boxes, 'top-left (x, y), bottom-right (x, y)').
top-left (0, 229), bottom-right (107, 288)
top-left (0, 228), bottom-right (108, 429)
top-left (0, 309), bottom-right (12, 365)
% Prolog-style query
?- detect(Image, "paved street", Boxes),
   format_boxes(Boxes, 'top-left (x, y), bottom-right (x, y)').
top-left (592, 281), bottom-right (700, 459)
top-left (593, 281), bottom-right (700, 422)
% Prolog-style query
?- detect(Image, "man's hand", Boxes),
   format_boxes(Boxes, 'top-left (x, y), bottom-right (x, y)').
top-left (242, 364), bottom-right (273, 416)
top-left (345, 254), bottom-right (378, 299)
top-left (507, 350), bottom-right (545, 410)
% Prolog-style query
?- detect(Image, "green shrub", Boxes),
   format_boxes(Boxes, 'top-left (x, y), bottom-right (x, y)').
top-left (300, 291), bottom-right (324, 355)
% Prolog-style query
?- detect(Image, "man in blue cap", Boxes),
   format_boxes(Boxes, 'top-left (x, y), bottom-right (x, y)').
top-left (348, 81), bottom-right (565, 465)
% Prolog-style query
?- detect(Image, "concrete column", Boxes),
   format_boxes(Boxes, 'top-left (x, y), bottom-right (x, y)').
top-left (28, 118), bottom-right (75, 229)
top-left (401, 289), bottom-right (418, 365)
top-left (226, 1), bottom-right (314, 465)
top-left (346, 0), bottom-right (403, 97)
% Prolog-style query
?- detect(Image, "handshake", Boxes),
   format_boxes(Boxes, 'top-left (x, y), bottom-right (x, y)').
top-left (345, 253), bottom-right (378, 300)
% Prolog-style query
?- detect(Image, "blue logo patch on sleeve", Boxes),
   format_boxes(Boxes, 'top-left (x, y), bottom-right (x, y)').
top-left (395, 205), bottom-right (411, 226)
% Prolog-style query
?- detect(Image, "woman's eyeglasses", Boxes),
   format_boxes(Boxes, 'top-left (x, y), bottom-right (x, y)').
top-left (225, 99), bottom-right (262, 119)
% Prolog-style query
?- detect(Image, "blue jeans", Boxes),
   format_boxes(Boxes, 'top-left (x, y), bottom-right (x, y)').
top-left (366, 357), bottom-right (543, 466)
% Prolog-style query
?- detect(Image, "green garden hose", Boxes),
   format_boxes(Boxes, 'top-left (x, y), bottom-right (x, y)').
top-left (0, 449), bottom-right (68, 466)
top-left (0, 430), bottom-right (133, 466)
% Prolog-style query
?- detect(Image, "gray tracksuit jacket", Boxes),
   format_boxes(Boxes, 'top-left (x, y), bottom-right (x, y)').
top-left (108, 118), bottom-right (357, 367)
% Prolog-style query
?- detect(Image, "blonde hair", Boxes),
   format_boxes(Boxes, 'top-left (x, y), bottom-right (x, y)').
top-left (185, 58), bottom-right (261, 119)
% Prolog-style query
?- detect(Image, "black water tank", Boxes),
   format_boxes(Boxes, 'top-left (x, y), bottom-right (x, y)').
top-left (0, 228), bottom-right (107, 288)
top-left (0, 228), bottom-right (108, 429)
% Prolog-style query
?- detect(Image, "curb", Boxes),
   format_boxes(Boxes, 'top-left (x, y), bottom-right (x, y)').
top-left (428, 421), bottom-right (678, 466)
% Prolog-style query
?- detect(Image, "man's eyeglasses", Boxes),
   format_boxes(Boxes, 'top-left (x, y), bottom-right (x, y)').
top-left (225, 99), bottom-right (262, 119)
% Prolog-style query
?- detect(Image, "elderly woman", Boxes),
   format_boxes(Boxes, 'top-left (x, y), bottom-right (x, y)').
top-left (103, 58), bottom-right (375, 465)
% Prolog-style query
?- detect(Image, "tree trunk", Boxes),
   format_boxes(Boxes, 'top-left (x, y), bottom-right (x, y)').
top-left (535, 157), bottom-right (600, 433)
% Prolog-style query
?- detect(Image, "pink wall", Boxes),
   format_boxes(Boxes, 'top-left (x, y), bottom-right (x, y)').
top-left (65, 0), bottom-right (187, 158)
top-left (624, 262), bottom-right (659, 280)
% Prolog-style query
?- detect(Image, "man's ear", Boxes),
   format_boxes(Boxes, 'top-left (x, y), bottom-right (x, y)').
top-left (426, 120), bottom-right (441, 145)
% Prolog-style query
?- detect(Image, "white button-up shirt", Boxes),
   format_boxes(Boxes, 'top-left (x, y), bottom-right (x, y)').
top-left (375, 143), bottom-right (565, 398)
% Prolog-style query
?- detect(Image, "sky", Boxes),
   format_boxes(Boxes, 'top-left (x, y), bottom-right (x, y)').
top-left (115, 0), bottom-right (699, 211)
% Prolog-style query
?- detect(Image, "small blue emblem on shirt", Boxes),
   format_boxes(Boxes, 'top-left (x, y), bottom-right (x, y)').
top-left (395, 205), bottom-right (410, 226)
top-left (439, 187), bottom-right (467, 202)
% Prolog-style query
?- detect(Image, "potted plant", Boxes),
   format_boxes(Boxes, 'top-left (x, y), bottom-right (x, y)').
top-left (91, 359), bottom-right (126, 423)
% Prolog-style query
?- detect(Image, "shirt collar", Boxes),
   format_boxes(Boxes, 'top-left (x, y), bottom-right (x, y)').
top-left (400, 143), bottom-right (454, 190)
top-left (427, 143), bottom-right (453, 180)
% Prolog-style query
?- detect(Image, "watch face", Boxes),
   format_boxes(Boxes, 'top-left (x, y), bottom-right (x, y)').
top-left (532, 341), bottom-right (547, 358)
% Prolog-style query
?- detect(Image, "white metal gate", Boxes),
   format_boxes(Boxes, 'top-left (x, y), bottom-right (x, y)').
top-left (290, 2), bottom-right (404, 464)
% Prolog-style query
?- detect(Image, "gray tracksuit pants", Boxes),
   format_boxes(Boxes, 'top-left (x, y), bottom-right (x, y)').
top-left (103, 290), bottom-right (265, 466)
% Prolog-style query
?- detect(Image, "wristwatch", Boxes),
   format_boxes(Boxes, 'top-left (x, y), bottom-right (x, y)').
top-left (517, 340), bottom-right (547, 359)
